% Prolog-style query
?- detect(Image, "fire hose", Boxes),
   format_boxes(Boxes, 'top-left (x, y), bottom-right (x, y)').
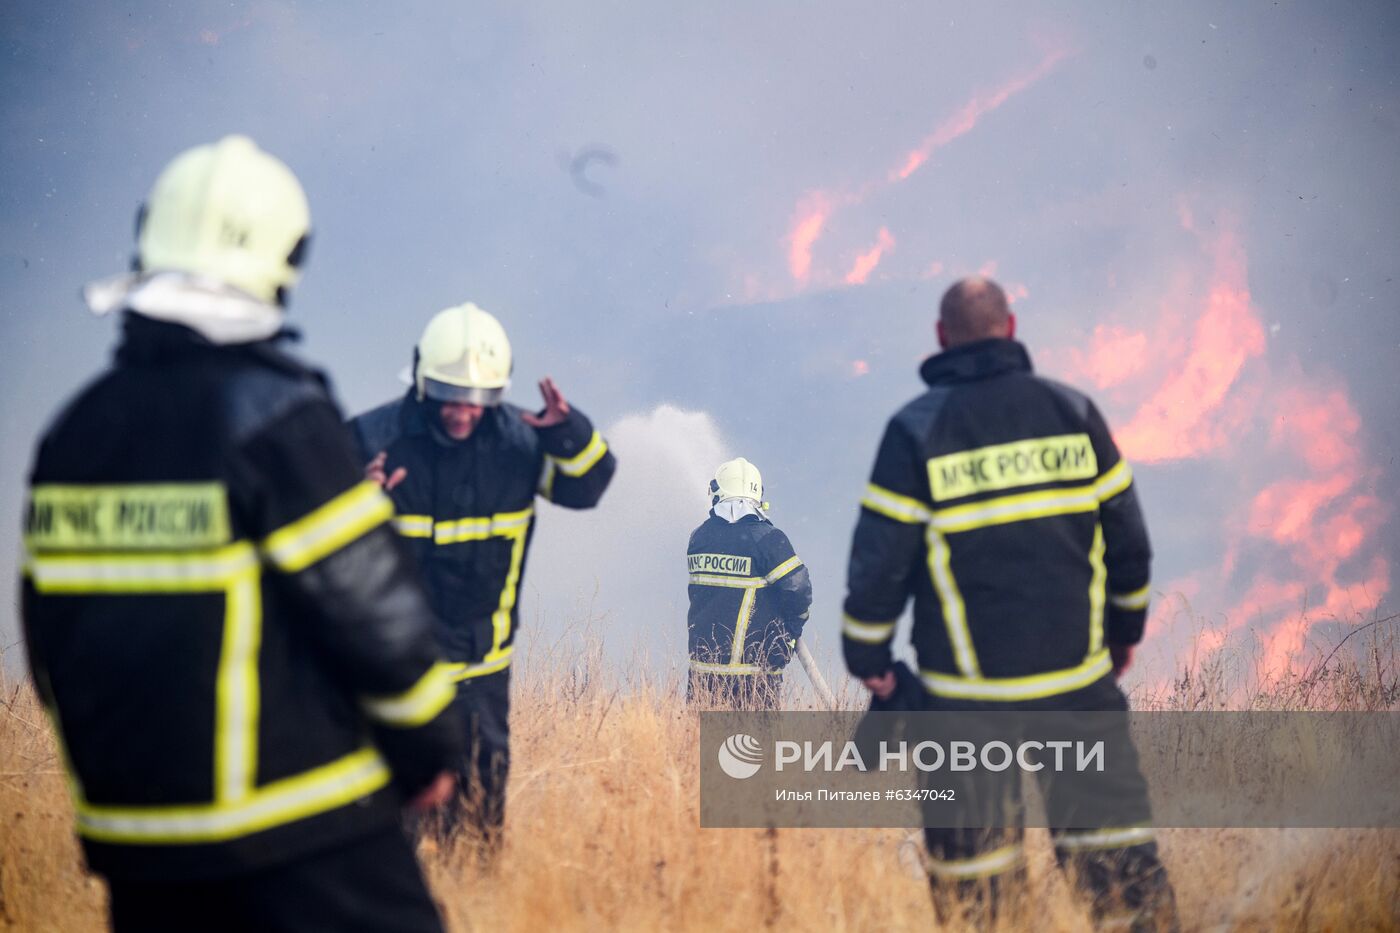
top-left (794, 637), bottom-right (837, 710)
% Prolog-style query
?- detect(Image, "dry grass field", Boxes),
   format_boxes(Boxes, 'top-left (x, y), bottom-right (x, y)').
top-left (2, 620), bottom-right (1397, 932)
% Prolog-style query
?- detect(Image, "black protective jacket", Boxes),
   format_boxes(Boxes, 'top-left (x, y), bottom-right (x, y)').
top-left (842, 339), bottom-right (1152, 702)
top-left (351, 393), bottom-right (615, 680)
top-left (687, 511), bottom-right (813, 674)
top-left (21, 315), bottom-right (462, 881)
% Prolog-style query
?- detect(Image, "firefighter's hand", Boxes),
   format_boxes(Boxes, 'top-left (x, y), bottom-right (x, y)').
top-left (366, 451), bottom-right (407, 491)
top-left (862, 670), bottom-right (897, 701)
top-left (407, 771), bottom-right (456, 812)
top-left (520, 377), bottom-right (571, 428)
top-left (1110, 643), bottom-right (1134, 679)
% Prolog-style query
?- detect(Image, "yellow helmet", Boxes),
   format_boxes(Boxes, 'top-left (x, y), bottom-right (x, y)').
top-left (137, 135), bottom-right (310, 305)
top-left (415, 303), bottom-right (513, 405)
top-left (711, 458), bottom-right (764, 505)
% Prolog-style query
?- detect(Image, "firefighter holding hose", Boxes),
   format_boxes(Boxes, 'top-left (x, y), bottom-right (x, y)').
top-left (686, 458), bottom-right (813, 708)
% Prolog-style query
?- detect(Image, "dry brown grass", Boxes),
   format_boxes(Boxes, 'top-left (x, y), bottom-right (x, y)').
top-left (2, 619), bottom-right (1398, 932)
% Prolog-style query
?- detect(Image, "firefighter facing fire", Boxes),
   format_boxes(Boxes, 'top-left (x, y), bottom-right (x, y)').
top-left (350, 304), bottom-right (616, 852)
top-left (21, 136), bottom-right (462, 932)
top-left (687, 458), bottom-right (813, 708)
top-left (842, 277), bottom-right (1179, 930)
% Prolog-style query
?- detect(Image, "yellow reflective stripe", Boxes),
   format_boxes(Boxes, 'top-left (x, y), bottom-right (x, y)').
top-left (432, 507), bottom-right (533, 674)
top-left (24, 543), bottom-right (259, 593)
top-left (729, 588), bottom-right (758, 665)
top-left (1109, 583), bottom-right (1151, 611)
top-left (926, 526), bottom-right (980, 678)
top-left (433, 506), bottom-right (534, 544)
top-left (927, 433), bottom-right (1098, 502)
top-left (926, 462), bottom-right (1133, 535)
top-left (842, 615), bottom-right (897, 644)
top-left (688, 573), bottom-right (766, 589)
top-left (921, 649), bottom-right (1112, 701)
top-left (931, 485), bottom-right (1099, 534)
top-left (1087, 523), bottom-right (1107, 656)
top-left (28, 542), bottom-right (269, 808)
top-left (926, 843), bottom-right (1023, 880)
top-left (360, 661), bottom-right (457, 727)
top-left (74, 747), bottom-right (390, 844)
top-left (1094, 460), bottom-right (1133, 502)
top-left (538, 459), bottom-right (558, 499)
top-left (486, 526), bottom-right (529, 663)
top-left (447, 650), bottom-right (513, 681)
top-left (434, 517), bottom-right (490, 542)
top-left (1055, 825), bottom-right (1156, 852)
top-left (860, 483), bottom-right (931, 524)
top-left (262, 482), bottom-right (392, 573)
top-left (548, 431), bottom-right (608, 477)
top-left (391, 514), bottom-right (434, 538)
top-left (690, 659), bottom-right (760, 675)
top-left (214, 567), bottom-right (261, 803)
top-left (25, 482), bottom-right (231, 551)
top-left (764, 556), bottom-right (803, 584)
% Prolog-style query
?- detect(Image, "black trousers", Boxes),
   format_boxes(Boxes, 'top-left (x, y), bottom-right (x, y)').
top-left (921, 677), bottom-right (1178, 932)
top-left (106, 827), bottom-right (442, 933)
top-left (428, 667), bottom-right (511, 851)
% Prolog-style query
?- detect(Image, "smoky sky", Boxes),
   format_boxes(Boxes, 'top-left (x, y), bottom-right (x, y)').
top-left (2, 2), bottom-right (1397, 686)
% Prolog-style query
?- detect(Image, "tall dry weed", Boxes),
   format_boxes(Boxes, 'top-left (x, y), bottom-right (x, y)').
top-left (1, 614), bottom-right (1397, 931)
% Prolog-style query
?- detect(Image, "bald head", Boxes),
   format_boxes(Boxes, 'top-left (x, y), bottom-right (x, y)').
top-left (938, 276), bottom-right (1014, 348)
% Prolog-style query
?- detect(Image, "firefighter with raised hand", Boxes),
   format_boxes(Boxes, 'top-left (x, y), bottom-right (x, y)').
top-left (687, 458), bottom-right (813, 709)
top-left (841, 277), bottom-right (1178, 930)
top-left (351, 304), bottom-right (616, 853)
top-left (21, 136), bottom-right (463, 933)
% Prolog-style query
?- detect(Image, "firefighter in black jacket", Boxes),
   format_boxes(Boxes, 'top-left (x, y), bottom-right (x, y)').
top-left (351, 303), bottom-right (615, 851)
top-left (842, 278), bottom-right (1177, 931)
top-left (687, 458), bottom-right (813, 708)
top-left (21, 136), bottom-right (462, 933)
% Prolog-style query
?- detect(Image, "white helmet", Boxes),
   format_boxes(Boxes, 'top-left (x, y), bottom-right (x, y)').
top-left (414, 303), bottom-right (513, 406)
top-left (137, 135), bottom-right (310, 305)
top-left (711, 458), bottom-right (764, 505)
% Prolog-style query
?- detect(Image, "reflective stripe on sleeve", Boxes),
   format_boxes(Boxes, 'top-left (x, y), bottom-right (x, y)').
top-left (765, 556), bottom-right (803, 584)
top-left (262, 482), bottom-right (393, 573)
top-left (391, 514), bottom-right (434, 538)
top-left (548, 431), bottom-right (609, 478)
top-left (360, 661), bottom-right (457, 727)
top-left (861, 483), bottom-right (932, 524)
top-left (446, 649), bottom-right (514, 681)
top-left (1094, 460), bottom-right (1134, 502)
top-left (1109, 583), bottom-right (1151, 611)
top-left (842, 615), bottom-right (897, 644)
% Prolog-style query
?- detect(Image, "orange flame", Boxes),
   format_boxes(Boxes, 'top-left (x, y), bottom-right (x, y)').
top-left (844, 228), bottom-right (895, 285)
top-left (787, 192), bottom-right (832, 284)
top-left (1115, 230), bottom-right (1266, 463)
top-left (776, 49), bottom-right (1073, 291)
top-left (1066, 325), bottom-right (1149, 389)
top-left (889, 49), bottom-right (1071, 182)
top-left (1052, 205), bottom-right (1389, 685)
